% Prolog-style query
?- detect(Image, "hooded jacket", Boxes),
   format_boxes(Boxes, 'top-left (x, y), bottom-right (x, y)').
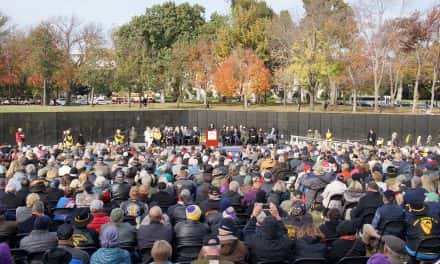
top-left (90, 247), bottom-right (131, 264)
top-left (244, 215), bottom-right (294, 263)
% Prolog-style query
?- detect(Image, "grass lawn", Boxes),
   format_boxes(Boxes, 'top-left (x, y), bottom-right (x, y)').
top-left (0, 103), bottom-right (438, 114)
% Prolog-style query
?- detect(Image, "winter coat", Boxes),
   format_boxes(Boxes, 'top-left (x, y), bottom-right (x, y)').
top-left (319, 220), bottom-right (341, 239)
top-left (174, 220), bottom-right (209, 248)
top-left (88, 212), bottom-right (110, 234)
top-left (244, 216), bottom-right (294, 263)
top-left (371, 203), bottom-right (405, 234)
top-left (150, 191), bottom-right (176, 210)
top-left (90, 248), bottom-right (131, 264)
top-left (137, 222), bottom-right (173, 249)
top-left (101, 222), bottom-right (136, 246)
top-left (405, 206), bottom-right (440, 253)
top-left (110, 182), bottom-right (130, 204)
top-left (327, 237), bottom-right (366, 264)
top-left (20, 230), bottom-right (58, 253)
top-left (219, 239), bottom-right (248, 264)
top-left (167, 203), bottom-right (188, 225)
top-left (322, 180), bottom-right (347, 208)
top-left (343, 189), bottom-right (364, 204)
top-left (350, 191), bottom-right (383, 221)
top-left (293, 236), bottom-right (326, 260)
top-left (222, 191), bottom-right (242, 205)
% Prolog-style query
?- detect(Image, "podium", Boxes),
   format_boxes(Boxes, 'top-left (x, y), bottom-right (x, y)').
top-left (205, 129), bottom-right (219, 148)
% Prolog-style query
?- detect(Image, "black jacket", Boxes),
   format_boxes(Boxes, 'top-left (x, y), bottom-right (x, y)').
top-left (110, 182), bottom-right (130, 204)
top-left (16, 187), bottom-right (30, 206)
top-left (293, 236), bottom-right (326, 260)
top-left (405, 206), bottom-right (440, 252)
top-left (150, 191), bottom-right (176, 209)
top-left (167, 203), bottom-right (189, 225)
top-left (199, 199), bottom-right (220, 215)
top-left (72, 227), bottom-right (99, 248)
top-left (46, 187), bottom-right (65, 202)
top-left (2, 192), bottom-right (21, 209)
top-left (351, 191), bottom-right (383, 221)
top-left (327, 238), bottom-right (366, 264)
top-left (319, 220), bottom-right (341, 239)
top-left (174, 220), bottom-right (208, 248)
top-left (137, 222), bottom-right (173, 249)
top-left (222, 191), bottom-right (242, 205)
top-left (244, 216), bottom-right (294, 263)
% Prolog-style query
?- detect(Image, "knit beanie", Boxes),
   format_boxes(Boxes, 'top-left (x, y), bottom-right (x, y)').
top-left (186, 205), bottom-right (201, 221)
top-left (222, 206), bottom-right (236, 219)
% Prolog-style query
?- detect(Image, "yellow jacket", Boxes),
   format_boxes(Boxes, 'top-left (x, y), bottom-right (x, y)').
top-left (114, 134), bottom-right (125, 144)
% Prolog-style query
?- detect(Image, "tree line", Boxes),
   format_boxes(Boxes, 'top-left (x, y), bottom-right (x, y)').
top-left (0, 0), bottom-right (439, 111)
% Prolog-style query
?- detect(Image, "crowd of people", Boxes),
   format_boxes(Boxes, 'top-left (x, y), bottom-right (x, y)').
top-left (0, 125), bottom-right (439, 264)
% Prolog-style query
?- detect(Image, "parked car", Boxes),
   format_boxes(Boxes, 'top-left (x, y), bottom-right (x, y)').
top-left (95, 98), bottom-right (112, 105)
top-left (50, 98), bottom-right (67, 106)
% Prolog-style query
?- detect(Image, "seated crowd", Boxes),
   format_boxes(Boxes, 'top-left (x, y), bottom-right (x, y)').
top-left (0, 132), bottom-right (439, 264)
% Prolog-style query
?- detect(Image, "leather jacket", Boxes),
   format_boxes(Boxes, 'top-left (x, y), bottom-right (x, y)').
top-left (110, 182), bottom-right (130, 204)
top-left (174, 220), bottom-right (208, 248)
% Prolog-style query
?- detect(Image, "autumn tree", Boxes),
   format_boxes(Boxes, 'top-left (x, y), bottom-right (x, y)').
top-left (393, 7), bottom-right (440, 112)
top-left (50, 16), bottom-right (106, 102)
top-left (301, 0), bottom-right (358, 105)
top-left (269, 10), bottom-right (296, 106)
top-left (190, 40), bottom-right (216, 107)
top-left (214, 48), bottom-right (270, 109)
top-left (427, 6), bottom-right (440, 109)
top-left (27, 23), bottom-right (62, 105)
top-left (114, 2), bottom-right (206, 101)
top-left (215, 0), bottom-right (273, 62)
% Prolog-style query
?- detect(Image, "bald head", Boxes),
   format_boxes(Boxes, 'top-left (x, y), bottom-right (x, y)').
top-left (149, 206), bottom-right (163, 223)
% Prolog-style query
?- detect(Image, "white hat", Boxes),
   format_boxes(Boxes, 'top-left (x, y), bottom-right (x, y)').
top-left (59, 166), bottom-right (71, 176)
top-left (94, 176), bottom-right (107, 188)
top-left (70, 179), bottom-right (81, 189)
top-left (90, 199), bottom-right (103, 211)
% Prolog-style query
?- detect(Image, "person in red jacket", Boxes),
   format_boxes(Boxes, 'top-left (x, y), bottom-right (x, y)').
top-left (87, 200), bottom-right (110, 234)
top-left (15, 128), bottom-right (25, 149)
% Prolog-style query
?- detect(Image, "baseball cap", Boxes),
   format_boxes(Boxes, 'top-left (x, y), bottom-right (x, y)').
top-left (381, 235), bottom-right (405, 255)
top-left (57, 224), bottom-right (74, 240)
top-left (203, 236), bottom-right (220, 246)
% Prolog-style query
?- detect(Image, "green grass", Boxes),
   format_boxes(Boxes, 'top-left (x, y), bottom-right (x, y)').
top-left (0, 103), bottom-right (438, 114)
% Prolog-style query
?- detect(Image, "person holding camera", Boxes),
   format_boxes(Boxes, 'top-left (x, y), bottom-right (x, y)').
top-left (243, 202), bottom-right (294, 263)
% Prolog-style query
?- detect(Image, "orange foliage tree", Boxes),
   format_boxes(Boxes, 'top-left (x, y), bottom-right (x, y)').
top-left (0, 34), bottom-right (28, 98)
top-left (214, 48), bottom-right (270, 108)
top-left (190, 40), bottom-right (216, 106)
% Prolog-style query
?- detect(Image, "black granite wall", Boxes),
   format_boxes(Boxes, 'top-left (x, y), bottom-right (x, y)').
top-left (1, 110), bottom-right (438, 145)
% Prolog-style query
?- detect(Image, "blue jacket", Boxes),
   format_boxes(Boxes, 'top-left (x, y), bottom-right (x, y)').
top-left (90, 248), bottom-right (131, 264)
top-left (371, 203), bottom-right (405, 234)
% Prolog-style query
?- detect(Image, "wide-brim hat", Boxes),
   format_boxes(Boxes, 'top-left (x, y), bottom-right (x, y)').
top-left (73, 208), bottom-right (93, 228)
top-left (30, 180), bottom-right (47, 193)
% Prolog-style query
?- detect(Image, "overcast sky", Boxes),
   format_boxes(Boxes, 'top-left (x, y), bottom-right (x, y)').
top-left (1, 0), bottom-right (439, 33)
